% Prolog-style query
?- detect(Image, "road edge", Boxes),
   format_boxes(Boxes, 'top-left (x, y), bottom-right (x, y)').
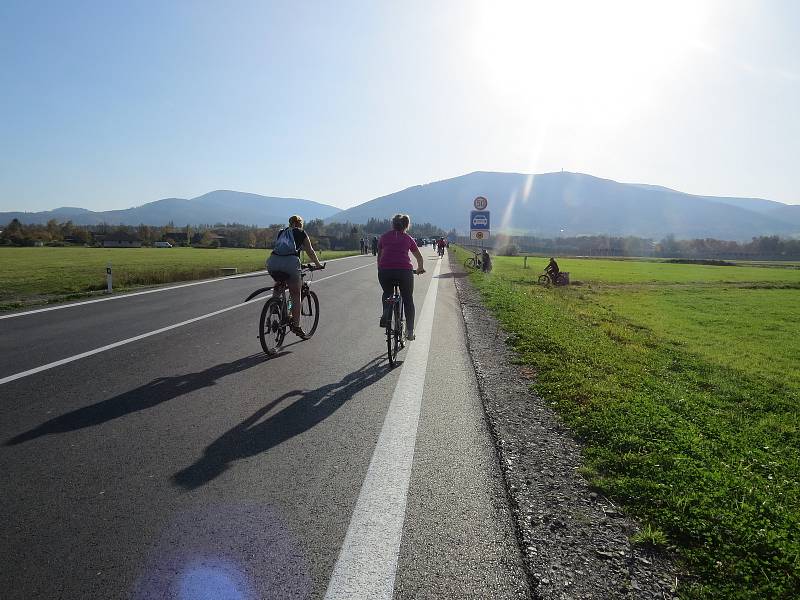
top-left (450, 253), bottom-right (681, 600)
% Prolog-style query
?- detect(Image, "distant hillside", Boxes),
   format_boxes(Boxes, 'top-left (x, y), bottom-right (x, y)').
top-left (327, 171), bottom-right (800, 241)
top-left (0, 190), bottom-right (340, 227)
top-left (4, 173), bottom-right (798, 241)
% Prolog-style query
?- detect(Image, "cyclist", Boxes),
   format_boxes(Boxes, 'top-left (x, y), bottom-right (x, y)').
top-left (544, 257), bottom-right (560, 282)
top-left (377, 213), bottom-right (425, 340)
top-left (436, 237), bottom-right (446, 256)
top-left (266, 215), bottom-right (324, 337)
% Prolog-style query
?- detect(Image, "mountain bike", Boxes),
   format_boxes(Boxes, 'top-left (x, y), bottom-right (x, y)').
top-left (464, 251), bottom-right (482, 270)
top-left (384, 270), bottom-right (423, 367)
top-left (385, 280), bottom-right (405, 368)
top-left (538, 271), bottom-right (569, 286)
top-left (244, 263), bottom-right (325, 356)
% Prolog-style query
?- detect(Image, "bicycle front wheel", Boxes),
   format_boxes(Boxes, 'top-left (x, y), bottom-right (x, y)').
top-left (259, 298), bottom-right (285, 355)
top-left (464, 258), bottom-right (476, 270)
top-left (538, 274), bottom-right (551, 286)
top-left (300, 289), bottom-right (320, 338)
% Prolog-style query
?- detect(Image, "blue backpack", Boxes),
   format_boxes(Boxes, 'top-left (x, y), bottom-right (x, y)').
top-left (273, 227), bottom-right (298, 256)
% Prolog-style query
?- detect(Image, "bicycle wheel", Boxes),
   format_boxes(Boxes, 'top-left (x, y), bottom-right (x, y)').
top-left (464, 257), bottom-right (476, 270)
top-left (386, 300), bottom-right (397, 367)
top-left (538, 274), bottom-right (551, 286)
top-left (396, 298), bottom-right (405, 350)
top-left (259, 297), bottom-right (285, 355)
top-left (299, 289), bottom-right (320, 337)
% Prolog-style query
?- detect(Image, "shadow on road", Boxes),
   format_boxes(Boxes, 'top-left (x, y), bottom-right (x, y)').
top-left (172, 357), bottom-right (390, 490)
top-left (5, 353), bottom-right (268, 446)
top-left (436, 271), bottom-right (466, 279)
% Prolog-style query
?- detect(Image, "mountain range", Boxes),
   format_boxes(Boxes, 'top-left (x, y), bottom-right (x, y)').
top-left (0, 190), bottom-right (339, 229)
top-left (3, 172), bottom-right (799, 241)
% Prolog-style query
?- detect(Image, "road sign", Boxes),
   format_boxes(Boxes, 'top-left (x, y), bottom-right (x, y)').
top-left (470, 230), bottom-right (489, 240)
top-left (473, 196), bottom-right (488, 210)
top-left (470, 210), bottom-right (490, 230)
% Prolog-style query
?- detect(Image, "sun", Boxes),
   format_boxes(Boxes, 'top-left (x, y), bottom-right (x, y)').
top-left (466, 0), bottom-right (712, 125)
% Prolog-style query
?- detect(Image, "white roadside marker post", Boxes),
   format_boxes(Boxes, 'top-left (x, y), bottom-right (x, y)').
top-left (106, 262), bottom-right (113, 293)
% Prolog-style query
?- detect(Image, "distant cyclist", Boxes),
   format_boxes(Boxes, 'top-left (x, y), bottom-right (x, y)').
top-left (436, 237), bottom-right (446, 257)
top-left (544, 257), bottom-right (560, 281)
top-left (377, 214), bottom-right (425, 340)
top-left (266, 215), bottom-right (324, 337)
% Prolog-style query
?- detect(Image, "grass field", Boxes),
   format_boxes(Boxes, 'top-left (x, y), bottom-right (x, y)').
top-left (0, 247), bottom-right (357, 310)
top-left (457, 248), bottom-right (800, 599)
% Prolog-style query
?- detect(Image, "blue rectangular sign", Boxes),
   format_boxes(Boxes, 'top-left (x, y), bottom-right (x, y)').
top-left (470, 210), bottom-right (490, 230)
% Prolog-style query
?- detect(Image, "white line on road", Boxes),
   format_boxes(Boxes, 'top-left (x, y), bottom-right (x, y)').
top-left (324, 258), bottom-right (442, 600)
top-left (0, 262), bottom-right (374, 387)
top-left (0, 253), bottom-right (370, 320)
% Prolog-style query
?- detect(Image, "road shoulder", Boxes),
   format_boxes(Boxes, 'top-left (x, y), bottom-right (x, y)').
top-left (394, 253), bottom-right (530, 599)
top-left (452, 257), bottom-right (680, 600)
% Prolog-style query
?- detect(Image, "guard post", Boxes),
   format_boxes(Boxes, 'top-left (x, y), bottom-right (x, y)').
top-left (106, 262), bottom-right (113, 293)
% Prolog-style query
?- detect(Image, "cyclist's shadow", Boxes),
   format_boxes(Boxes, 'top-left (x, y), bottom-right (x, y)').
top-left (172, 357), bottom-right (390, 490)
top-left (5, 353), bottom-right (268, 446)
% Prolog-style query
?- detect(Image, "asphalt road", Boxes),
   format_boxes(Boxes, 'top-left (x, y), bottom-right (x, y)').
top-left (0, 251), bottom-right (529, 599)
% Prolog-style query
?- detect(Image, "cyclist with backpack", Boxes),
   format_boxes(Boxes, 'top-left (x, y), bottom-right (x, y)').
top-left (377, 213), bottom-right (425, 340)
top-left (267, 215), bottom-right (324, 337)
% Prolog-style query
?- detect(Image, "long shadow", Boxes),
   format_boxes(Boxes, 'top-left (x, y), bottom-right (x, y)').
top-left (172, 357), bottom-right (390, 490)
top-left (5, 354), bottom-right (268, 446)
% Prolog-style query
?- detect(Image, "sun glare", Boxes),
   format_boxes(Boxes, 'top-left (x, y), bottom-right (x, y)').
top-left (468, 0), bottom-right (712, 125)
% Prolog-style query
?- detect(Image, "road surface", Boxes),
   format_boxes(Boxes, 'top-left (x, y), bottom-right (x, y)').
top-left (0, 251), bottom-right (529, 599)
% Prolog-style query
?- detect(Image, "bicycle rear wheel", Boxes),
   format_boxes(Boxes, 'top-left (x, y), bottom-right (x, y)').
top-left (538, 274), bottom-right (551, 286)
top-left (387, 298), bottom-right (403, 367)
top-left (300, 289), bottom-right (320, 337)
top-left (464, 257), bottom-right (476, 270)
top-left (259, 297), bottom-right (285, 355)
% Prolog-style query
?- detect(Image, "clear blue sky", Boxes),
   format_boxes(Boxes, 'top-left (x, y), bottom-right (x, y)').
top-left (1, 0), bottom-right (799, 212)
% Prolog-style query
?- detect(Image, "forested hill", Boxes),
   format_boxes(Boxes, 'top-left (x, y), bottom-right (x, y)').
top-left (326, 171), bottom-right (800, 242)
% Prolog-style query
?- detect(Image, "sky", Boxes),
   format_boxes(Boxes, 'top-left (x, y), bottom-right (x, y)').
top-left (1, 0), bottom-right (799, 212)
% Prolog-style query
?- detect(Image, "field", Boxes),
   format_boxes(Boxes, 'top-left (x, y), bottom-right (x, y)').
top-left (0, 247), bottom-right (357, 310)
top-left (458, 249), bottom-right (800, 599)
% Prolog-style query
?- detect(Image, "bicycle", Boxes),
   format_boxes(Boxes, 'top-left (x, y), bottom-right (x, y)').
top-left (464, 251), bottom-right (482, 270)
top-left (384, 270), bottom-right (423, 368)
top-left (437, 244), bottom-right (445, 258)
top-left (538, 271), bottom-right (568, 286)
top-left (244, 263), bottom-right (325, 356)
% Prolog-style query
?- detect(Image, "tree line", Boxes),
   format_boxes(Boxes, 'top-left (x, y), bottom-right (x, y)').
top-left (0, 217), bottom-right (449, 251)
top-left (460, 233), bottom-right (800, 260)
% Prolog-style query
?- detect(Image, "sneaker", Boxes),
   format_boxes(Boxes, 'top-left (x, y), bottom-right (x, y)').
top-left (290, 324), bottom-right (307, 339)
top-left (379, 316), bottom-right (388, 328)
top-left (405, 328), bottom-right (415, 341)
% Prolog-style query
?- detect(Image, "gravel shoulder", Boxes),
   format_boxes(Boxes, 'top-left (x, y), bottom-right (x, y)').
top-left (451, 257), bottom-right (681, 600)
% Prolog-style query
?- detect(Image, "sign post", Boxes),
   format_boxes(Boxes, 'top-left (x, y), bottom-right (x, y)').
top-left (106, 262), bottom-right (113, 293)
top-left (470, 196), bottom-right (490, 255)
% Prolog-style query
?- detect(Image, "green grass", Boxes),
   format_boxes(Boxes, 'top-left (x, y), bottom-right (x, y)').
top-left (0, 246), bottom-right (356, 310)
top-left (456, 248), bottom-right (800, 599)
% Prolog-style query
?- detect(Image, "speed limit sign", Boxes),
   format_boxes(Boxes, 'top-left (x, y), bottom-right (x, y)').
top-left (473, 196), bottom-right (488, 210)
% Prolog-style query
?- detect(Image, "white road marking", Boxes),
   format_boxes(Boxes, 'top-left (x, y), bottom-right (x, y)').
top-left (324, 258), bottom-right (442, 600)
top-left (0, 253), bottom-right (370, 320)
top-left (0, 262), bottom-right (374, 387)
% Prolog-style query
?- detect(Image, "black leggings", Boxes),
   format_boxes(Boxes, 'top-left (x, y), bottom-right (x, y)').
top-left (378, 269), bottom-right (415, 332)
